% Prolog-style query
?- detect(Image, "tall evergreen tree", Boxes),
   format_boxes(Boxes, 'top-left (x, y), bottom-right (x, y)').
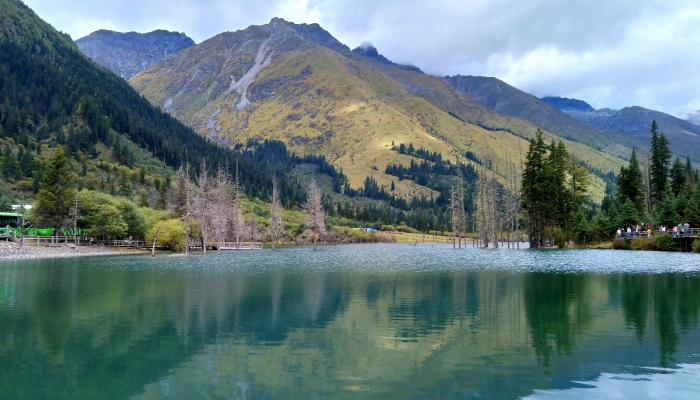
top-left (34, 146), bottom-right (76, 229)
top-left (521, 130), bottom-right (548, 247)
top-left (669, 157), bottom-right (687, 197)
top-left (617, 150), bottom-right (645, 216)
top-left (649, 120), bottom-right (671, 206)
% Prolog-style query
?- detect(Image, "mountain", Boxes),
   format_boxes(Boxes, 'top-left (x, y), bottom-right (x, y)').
top-left (0, 0), bottom-right (335, 207)
top-left (442, 75), bottom-right (643, 160)
top-left (686, 111), bottom-right (700, 126)
top-left (351, 42), bottom-right (422, 73)
top-left (541, 96), bottom-right (594, 112)
top-left (129, 18), bottom-right (625, 201)
top-left (76, 29), bottom-right (195, 80)
top-left (565, 106), bottom-right (700, 162)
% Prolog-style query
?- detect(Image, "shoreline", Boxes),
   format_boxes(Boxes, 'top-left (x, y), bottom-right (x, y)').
top-left (0, 241), bottom-right (147, 261)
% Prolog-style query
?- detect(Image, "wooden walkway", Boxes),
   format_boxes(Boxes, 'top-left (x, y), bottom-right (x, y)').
top-left (620, 228), bottom-right (700, 240)
top-left (214, 241), bottom-right (263, 250)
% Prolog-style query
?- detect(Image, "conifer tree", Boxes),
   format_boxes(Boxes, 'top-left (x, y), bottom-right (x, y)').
top-left (521, 129), bottom-right (549, 247)
top-left (619, 199), bottom-right (640, 227)
top-left (617, 150), bottom-right (645, 216)
top-left (655, 191), bottom-right (679, 227)
top-left (649, 120), bottom-right (671, 206)
top-left (35, 146), bottom-right (76, 229)
top-left (669, 157), bottom-right (687, 197)
top-left (684, 187), bottom-right (700, 227)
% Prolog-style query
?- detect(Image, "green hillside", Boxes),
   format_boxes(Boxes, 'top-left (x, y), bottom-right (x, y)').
top-left (0, 1), bottom-right (476, 234)
top-left (0, 0), bottom-right (339, 207)
top-left (130, 18), bottom-right (625, 201)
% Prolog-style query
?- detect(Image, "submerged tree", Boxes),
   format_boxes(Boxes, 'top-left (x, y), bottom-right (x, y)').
top-left (270, 177), bottom-right (284, 250)
top-left (303, 178), bottom-right (326, 250)
top-left (213, 163), bottom-right (232, 249)
top-left (193, 160), bottom-right (214, 252)
top-left (231, 162), bottom-right (244, 248)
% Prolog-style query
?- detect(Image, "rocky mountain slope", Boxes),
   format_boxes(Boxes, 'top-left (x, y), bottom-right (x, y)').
top-left (555, 104), bottom-right (700, 162)
top-left (688, 111), bottom-right (700, 126)
top-left (541, 96), bottom-right (594, 112)
top-left (351, 42), bottom-right (422, 73)
top-left (76, 29), bottom-right (195, 80)
top-left (442, 75), bottom-right (644, 159)
top-left (128, 18), bottom-right (627, 200)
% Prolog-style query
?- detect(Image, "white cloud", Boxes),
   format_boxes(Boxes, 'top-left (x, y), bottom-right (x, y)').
top-left (22, 0), bottom-right (700, 117)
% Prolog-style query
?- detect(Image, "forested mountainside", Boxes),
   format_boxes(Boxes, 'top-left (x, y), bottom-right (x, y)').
top-left (129, 17), bottom-right (625, 201)
top-left (76, 29), bottom-right (195, 80)
top-left (0, 0), bottom-right (485, 233)
top-left (0, 0), bottom-right (349, 209)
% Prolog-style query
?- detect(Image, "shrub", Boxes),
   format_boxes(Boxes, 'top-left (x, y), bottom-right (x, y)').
top-left (146, 218), bottom-right (188, 251)
top-left (652, 234), bottom-right (678, 252)
top-left (555, 232), bottom-right (566, 248)
top-left (612, 238), bottom-right (629, 250)
top-left (692, 240), bottom-right (700, 253)
top-left (397, 225), bottom-right (420, 234)
top-left (631, 237), bottom-right (652, 250)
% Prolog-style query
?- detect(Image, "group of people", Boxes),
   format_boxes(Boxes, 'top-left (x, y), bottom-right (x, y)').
top-left (616, 222), bottom-right (692, 239)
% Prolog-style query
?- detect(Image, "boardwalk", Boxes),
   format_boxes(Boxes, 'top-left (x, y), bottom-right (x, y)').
top-left (619, 228), bottom-right (700, 240)
top-left (214, 241), bottom-right (263, 250)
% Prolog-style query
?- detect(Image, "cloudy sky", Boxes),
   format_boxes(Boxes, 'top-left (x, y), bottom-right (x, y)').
top-left (23, 0), bottom-right (700, 118)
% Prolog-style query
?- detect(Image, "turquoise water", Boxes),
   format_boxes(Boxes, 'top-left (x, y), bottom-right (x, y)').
top-left (1, 244), bottom-right (700, 399)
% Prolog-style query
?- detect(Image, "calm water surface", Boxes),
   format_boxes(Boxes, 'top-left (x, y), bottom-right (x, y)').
top-left (1, 244), bottom-right (700, 399)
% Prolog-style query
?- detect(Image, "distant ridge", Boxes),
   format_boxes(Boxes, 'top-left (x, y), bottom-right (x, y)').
top-left (76, 29), bottom-right (195, 80)
top-left (352, 42), bottom-right (423, 73)
top-left (541, 96), bottom-right (594, 112)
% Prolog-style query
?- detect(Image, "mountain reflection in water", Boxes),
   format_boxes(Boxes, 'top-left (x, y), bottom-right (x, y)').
top-left (1, 245), bottom-right (699, 399)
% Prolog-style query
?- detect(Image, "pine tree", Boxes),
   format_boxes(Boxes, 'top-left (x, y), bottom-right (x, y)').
top-left (684, 187), bottom-right (700, 227)
top-left (654, 191), bottom-right (679, 227)
top-left (649, 120), bottom-right (671, 206)
top-left (34, 146), bottom-right (76, 229)
top-left (617, 150), bottom-right (645, 216)
top-left (669, 157), bottom-right (687, 197)
top-left (521, 129), bottom-right (549, 247)
top-left (619, 199), bottom-right (639, 227)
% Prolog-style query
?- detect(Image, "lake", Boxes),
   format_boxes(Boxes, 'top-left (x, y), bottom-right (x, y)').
top-left (1, 244), bottom-right (700, 399)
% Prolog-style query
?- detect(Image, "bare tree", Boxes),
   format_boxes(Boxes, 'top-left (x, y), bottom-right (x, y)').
top-left (231, 162), bottom-right (244, 249)
top-left (449, 187), bottom-right (459, 248)
top-left (270, 177), bottom-right (284, 250)
top-left (176, 164), bottom-right (193, 256)
top-left (213, 164), bottom-right (232, 250)
top-left (303, 179), bottom-right (326, 250)
top-left (193, 159), bottom-right (214, 252)
top-left (475, 162), bottom-right (500, 248)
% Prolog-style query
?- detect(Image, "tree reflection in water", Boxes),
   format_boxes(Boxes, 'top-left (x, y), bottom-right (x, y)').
top-left (1, 252), bottom-right (700, 399)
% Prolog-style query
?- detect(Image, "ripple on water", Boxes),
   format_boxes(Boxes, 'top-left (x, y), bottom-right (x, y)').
top-left (49, 243), bottom-right (700, 277)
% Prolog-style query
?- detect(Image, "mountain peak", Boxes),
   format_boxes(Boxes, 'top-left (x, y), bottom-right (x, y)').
top-left (351, 42), bottom-right (422, 73)
top-left (76, 29), bottom-right (195, 80)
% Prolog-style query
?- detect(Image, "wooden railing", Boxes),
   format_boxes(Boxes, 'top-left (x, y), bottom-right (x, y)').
top-left (213, 241), bottom-right (263, 250)
top-left (99, 239), bottom-right (145, 248)
top-left (619, 228), bottom-right (700, 240)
